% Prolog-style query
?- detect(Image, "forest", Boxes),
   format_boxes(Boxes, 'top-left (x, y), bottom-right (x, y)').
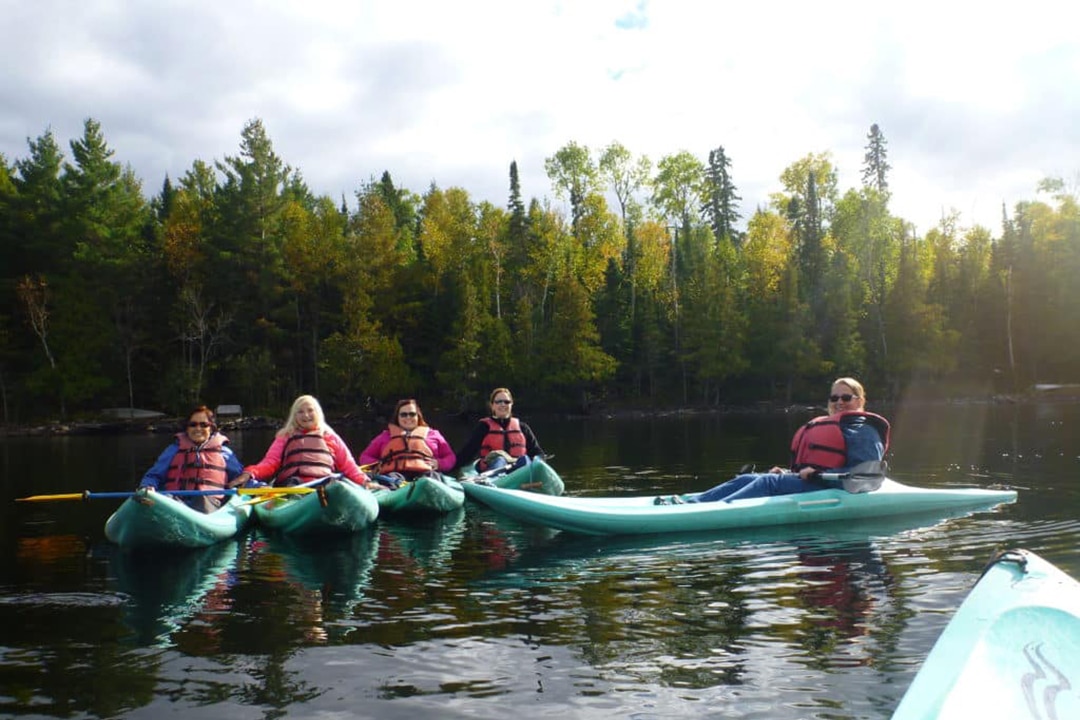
top-left (1, 118), bottom-right (1078, 423)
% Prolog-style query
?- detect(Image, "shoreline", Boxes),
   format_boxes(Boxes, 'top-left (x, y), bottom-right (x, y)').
top-left (1, 392), bottom-right (1072, 438)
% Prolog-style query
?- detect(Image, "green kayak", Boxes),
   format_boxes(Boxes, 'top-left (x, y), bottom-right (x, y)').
top-left (253, 477), bottom-right (379, 535)
top-left (892, 548), bottom-right (1080, 720)
top-left (104, 488), bottom-right (253, 549)
top-left (460, 457), bottom-right (565, 496)
top-left (373, 474), bottom-right (465, 516)
top-left (460, 478), bottom-right (1016, 536)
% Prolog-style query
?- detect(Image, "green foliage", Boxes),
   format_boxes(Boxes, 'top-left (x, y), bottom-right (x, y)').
top-left (2, 118), bottom-right (1079, 420)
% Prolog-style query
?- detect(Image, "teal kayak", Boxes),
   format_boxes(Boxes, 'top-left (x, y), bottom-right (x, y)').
top-left (459, 457), bottom-right (565, 496)
top-left (892, 548), bottom-right (1080, 720)
top-left (460, 478), bottom-right (1016, 536)
top-left (373, 474), bottom-right (465, 515)
top-left (104, 488), bottom-right (252, 549)
top-left (253, 478), bottom-right (379, 534)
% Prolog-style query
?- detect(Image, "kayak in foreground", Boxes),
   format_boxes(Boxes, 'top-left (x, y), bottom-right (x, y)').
top-left (891, 548), bottom-right (1080, 720)
top-left (373, 474), bottom-right (465, 516)
top-left (253, 478), bottom-right (379, 535)
top-left (460, 478), bottom-right (1017, 536)
top-left (459, 457), bottom-right (565, 496)
top-left (105, 488), bottom-right (253, 549)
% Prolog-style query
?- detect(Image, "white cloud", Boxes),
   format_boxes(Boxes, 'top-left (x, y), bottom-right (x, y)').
top-left (1, 0), bottom-right (1077, 234)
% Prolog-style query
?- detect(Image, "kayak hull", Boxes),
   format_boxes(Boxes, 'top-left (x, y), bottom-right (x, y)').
top-left (460, 478), bottom-right (1016, 536)
top-left (892, 549), bottom-right (1080, 720)
top-left (253, 478), bottom-right (379, 535)
top-left (374, 474), bottom-right (465, 515)
top-left (104, 488), bottom-right (252, 549)
top-left (460, 458), bottom-right (565, 496)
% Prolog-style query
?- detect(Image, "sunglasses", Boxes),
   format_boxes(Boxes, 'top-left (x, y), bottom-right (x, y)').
top-left (492, 399), bottom-right (512, 405)
top-left (187, 421), bottom-right (212, 428)
top-left (829, 394), bottom-right (857, 403)
top-left (399, 411), bottom-right (418, 418)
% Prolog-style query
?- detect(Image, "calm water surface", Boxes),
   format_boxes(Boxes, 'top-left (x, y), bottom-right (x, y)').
top-left (2, 403), bottom-right (1078, 719)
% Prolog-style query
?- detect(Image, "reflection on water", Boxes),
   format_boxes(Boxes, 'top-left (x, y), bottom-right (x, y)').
top-left (1, 403), bottom-right (1079, 718)
top-left (107, 542), bottom-right (240, 647)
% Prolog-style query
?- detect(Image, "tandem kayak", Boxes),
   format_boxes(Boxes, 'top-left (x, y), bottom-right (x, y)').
top-left (104, 488), bottom-right (253, 549)
top-left (373, 474), bottom-right (465, 516)
top-left (460, 478), bottom-right (1017, 536)
top-left (460, 457), bottom-right (565, 496)
top-left (891, 548), bottom-right (1080, 720)
top-left (253, 478), bottom-right (379, 535)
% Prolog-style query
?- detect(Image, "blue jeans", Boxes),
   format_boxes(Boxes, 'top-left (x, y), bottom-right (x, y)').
top-left (688, 472), bottom-right (824, 503)
top-left (486, 454), bottom-right (530, 472)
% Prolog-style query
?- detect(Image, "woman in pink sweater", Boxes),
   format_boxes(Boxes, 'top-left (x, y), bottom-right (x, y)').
top-left (234, 395), bottom-right (376, 488)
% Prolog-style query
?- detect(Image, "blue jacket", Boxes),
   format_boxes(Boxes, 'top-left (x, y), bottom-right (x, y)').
top-left (139, 440), bottom-right (246, 489)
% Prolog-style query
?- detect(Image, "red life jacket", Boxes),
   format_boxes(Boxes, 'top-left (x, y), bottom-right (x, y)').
top-left (276, 431), bottom-right (335, 485)
top-left (478, 417), bottom-right (527, 470)
top-left (379, 424), bottom-right (434, 475)
top-left (789, 411), bottom-right (891, 471)
top-left (164, 432), bottom-right (230, 492)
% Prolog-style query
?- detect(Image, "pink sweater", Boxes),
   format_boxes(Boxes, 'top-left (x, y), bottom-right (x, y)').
top-left (244, 428), bottom-right (367, 483)
top-left (358, 426), bottom-right (457, 472)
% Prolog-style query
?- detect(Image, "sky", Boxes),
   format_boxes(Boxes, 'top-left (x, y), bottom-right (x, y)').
top-left (2, 0), bottom-right (1077, 236)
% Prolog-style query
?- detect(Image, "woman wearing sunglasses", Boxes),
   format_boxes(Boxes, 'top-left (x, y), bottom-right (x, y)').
top-left (358, 398), bottom-right (457, 485)
top-left (138, 405), bottom-right (247, 513)
top-left (656, 377), bottom-right (890, 504)
top-left (454, 387), bottom-right (546, 473)
top-left (235, 395), bottom-right (374, 489)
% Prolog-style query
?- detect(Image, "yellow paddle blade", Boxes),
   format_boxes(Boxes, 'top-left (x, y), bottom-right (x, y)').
top-left (15, 486), bottom-right (316, 503)
top-left (15, 492), bottom-right (89, 503)
top-left (236, 486), bottom-right (316, 496)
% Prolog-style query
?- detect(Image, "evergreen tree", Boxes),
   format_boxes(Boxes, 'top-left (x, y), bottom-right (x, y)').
top-left (861, 123), bottom-right (891, 196)
top-left (702, 146), bottom-right (742, 245)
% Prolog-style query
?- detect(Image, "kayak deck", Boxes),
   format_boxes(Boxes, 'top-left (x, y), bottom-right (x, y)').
top-left (104, 489), bottom-right (252, 549)
top-left (461, 478), bottom-right (1017, 536)
top-left (374, 474), bottom-right (465, 515)
top-left (460, 457), bottom-right (565, 496)
top-left (253, 478), bottom-right (379, 534)
top-left (892, 548), bottom-right (1080, 720)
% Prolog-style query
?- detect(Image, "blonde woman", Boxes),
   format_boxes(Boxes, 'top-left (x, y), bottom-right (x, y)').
top-left (235, 395), bottom-right (374, 488)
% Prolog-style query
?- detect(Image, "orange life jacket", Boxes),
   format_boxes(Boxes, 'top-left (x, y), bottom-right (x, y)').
top-left (789, 411), bottom-right (891, 471)
top-left (478, 417), bottom-right (527, 470)
top-left (379, 424), bottom-right (434, 475)
top-left (164, 432), bottom-right (230, 492)
top-left (276, 431), bottom-right (335, 485)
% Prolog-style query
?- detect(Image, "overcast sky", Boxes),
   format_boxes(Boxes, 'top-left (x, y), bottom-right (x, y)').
top-left (2, 0), bottom-right (1076, 235)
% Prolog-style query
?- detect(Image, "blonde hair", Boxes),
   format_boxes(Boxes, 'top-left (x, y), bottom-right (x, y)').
top-left (277, 394), bottom-right (330, 437)
top-left (831, 377), bottom-right (866, 400)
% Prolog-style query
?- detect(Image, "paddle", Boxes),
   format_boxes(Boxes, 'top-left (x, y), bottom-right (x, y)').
top-left (238, 473), bottom-right (345, 506)
top-left (16, 486), bottom-right (318, 503)
top-left (817, 460), bottom-right (888, 493)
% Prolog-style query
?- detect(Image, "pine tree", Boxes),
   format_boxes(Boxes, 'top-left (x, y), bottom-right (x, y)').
top-left (861, 123), bottom-right (891, 196)
top-left (702, 146), bottom-right (742, 245)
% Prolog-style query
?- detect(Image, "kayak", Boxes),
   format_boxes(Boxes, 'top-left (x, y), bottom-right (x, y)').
top-left (253, 477), bottom-right (379, 535)
top-left (891, 548), bottom-right (1080, 720)
top-left (373, 474), bottom-right (465, 515)
top-left (104, 488), bottom-right (253, 549)
top-left (460, 478), bottom-right (1017, 536)
top-left (460, 457), bottom-right (565, 496)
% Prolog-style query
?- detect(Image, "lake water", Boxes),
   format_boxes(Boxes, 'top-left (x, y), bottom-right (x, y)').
top-left (2, 402), bottom-right (1078, 719)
